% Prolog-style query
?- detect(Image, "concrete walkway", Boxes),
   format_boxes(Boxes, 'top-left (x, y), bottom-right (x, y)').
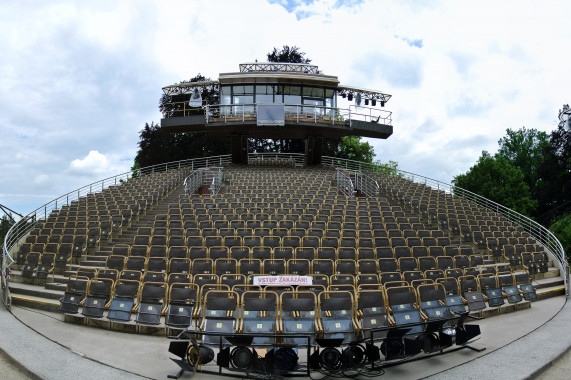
top-left (0, 291), bottom-right (145, 379)
top-left (425, 296), bottom-right (570, 380)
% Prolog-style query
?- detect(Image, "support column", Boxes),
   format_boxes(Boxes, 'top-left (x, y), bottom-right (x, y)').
top-left (305, 136), bottom-right (323, 165)
top-left (231, 134), bottom-right (249, 165)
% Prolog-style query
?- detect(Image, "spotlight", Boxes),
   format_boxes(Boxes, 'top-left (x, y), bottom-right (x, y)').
top-left (365, 342), bottom-right (381, 362)
top-left (230, 346), bottom-right (254, 370)
top-left (320, 347), bottom-right (342, 370)
top-left (347, 93), bottom-right (353, 101)
top-left (187, 342), bottom-right (214, 367)
top-left (364, 99), bottom-right (369, 106)
top-left (267, 347), bottom-right (298, 372)
top-left (456, 324), bottom-right (481, 345)
top-left (341, 345), bottom-right (365, 369)
top-left (381, 100), bottom-right (385, 107)
top-left (167, 338), bottom-right (214, 378)
top-left (371, 99), bottom-right (376, 106)
top-left (342, 93), bottom-right (346, 98)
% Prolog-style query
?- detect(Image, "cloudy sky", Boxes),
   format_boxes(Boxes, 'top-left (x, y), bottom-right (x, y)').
top-left (1, 0), bottom-right (569, 214)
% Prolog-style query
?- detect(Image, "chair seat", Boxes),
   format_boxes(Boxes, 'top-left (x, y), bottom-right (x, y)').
top-left (82, 296), bottom-right (107, 318)
top-left (107, 297), bottom-right (135, 322)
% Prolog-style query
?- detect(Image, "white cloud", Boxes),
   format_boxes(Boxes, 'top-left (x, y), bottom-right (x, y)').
top-left (68, 150), bottom-right (126, 177)
top-left (1, 0), bottom-right (570, 213)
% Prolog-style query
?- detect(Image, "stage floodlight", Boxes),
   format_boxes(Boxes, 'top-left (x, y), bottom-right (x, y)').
top-left (342, 93), bottom-right (346, 98)
top-left (230, 346), bottom-right (254, 370)
top-left (364, 99), bottom-right (369, 106)
top-left (187, 342), bottom-right (214, 367)
top-left (365, 342), bottom-right (381, 362)
top-left (341, 345), bottom-right (365, 369)
top-left (371, 99), bottom-right (376, 106)
top-left (347, 93), bottom-right (353, 101)
top-left (456, 324), bottom-right (481, 345)
top-left (380, 338), bottom-right (404, 360)
top-left (320, 347), bottom-right (342, 370)
top-left (272, 347), bottom-right (298, 371)
top-left (381, 100), bottom-right (385, 107)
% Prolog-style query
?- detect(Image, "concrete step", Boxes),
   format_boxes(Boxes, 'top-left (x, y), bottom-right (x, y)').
top-left (11, 293), bottom-right (61, 313)
top-left (9, 282), bottom-right (64, 301)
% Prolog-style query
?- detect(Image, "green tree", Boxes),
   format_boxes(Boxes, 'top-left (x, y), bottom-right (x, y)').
top-left (0, 214), bottom-right (15, 249)
top-left (267, 45), bottom-right (311, 64)
top-left (336, 136), bottom-right (375, 163)
top-left (549, 213), bottom-right (571, 263)
top-left (452, 151), bottom-right (537, 215)
top-left (537, 105), bottom-right (571, 224)
top-left (497, 127), bottom-right (549, 199)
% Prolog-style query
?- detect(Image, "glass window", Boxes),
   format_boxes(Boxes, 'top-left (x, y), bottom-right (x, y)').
top-left (283, 86), bottom-right (301, 96)
top-left (284, 95), bottom-right (301, 105)
top-left (221, 86), bottom-right (231, 95)
top-left (256, 94), bottom-right (273, 103)
top-left (233, 85), bottom-right (244, 95)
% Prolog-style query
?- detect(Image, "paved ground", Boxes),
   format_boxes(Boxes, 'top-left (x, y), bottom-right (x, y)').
top-left (1, 295), bottom-right (566, 380)
top-left (0, 350), bottom-right (34, 379)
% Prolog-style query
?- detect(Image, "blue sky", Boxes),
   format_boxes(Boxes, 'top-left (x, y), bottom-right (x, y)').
top-left (0, 0), bottom-right (569, 215)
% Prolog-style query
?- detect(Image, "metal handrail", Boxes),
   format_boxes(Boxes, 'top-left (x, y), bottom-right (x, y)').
top-left (1, 154), bottom-right (231, 308)
top-left (335, 168), bottom-right (380, 198)
top-left (183, 167), bottom-right (224, 195)
top-left (322, 155), bottom-right (569, 295)
top-left (161, 102), bottom-right (393, 126)
top-left (336, 169), bottom-right (355, 197)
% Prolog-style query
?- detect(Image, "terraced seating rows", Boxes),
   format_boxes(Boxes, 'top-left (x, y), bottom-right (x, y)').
top-left (8, 165), bottom-right (557, 336)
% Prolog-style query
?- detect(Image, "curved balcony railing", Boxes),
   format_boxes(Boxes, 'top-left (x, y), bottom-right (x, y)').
top-left (3, 152), bottom-right (568, 309)
top-left (161, 102), bottom-right (393, 126)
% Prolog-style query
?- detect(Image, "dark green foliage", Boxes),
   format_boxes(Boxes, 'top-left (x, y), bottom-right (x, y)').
top-left (0, 214), bottom-right (15, 249)
top-left (537, 106), bottom-right (571, 224)
top-left (497, 127), bottom-right (549, 197)
top-left (266, 45), bottom-right (311, 64)
top-left (453, 151), bottom-right (537, 216)
top-left (134, 122), bottom-right (230, 167)
top-left (549, 213), bottom-right (571, 263)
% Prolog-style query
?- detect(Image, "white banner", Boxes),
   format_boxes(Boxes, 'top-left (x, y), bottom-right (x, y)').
top-left (253, 275), bottom-right (313, 286)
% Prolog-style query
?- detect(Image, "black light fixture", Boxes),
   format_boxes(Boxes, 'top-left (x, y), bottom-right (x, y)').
top-left (364, 99), bottom-right (369, 106)
top-left (320, 347), bottom-right (342, 370)
top-left (341, 345), bottom-right (366, 369)
top-left (347, 93), bottom-right (353, 101)
top-left (230, 346), bottom-right (255, 370)
top-left (168, 338), bottom-right (214, 379)
top-left (381, 100), bottom-right (385, 107)
top-left (371, 99), bottom-right (376, 106)
top-left (341, 93), bottom-right (346, 98)
top-left (264, 347), bottom-right (298, 372)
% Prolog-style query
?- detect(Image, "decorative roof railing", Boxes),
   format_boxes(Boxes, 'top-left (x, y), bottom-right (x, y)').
top-left (239, 62), bottom-right (321, 74)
